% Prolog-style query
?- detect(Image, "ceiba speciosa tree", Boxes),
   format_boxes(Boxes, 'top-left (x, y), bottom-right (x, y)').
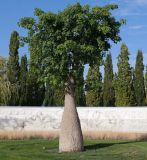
top-left (19, 3), bottom-right (124, 152)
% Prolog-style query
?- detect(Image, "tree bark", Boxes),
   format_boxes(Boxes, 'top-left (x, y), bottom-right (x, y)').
top-left (59, 75), bottom-right (84, 152)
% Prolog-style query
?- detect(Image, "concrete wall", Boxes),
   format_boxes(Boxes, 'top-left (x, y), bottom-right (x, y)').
top-left (0, 107), bottom-right (147, 133)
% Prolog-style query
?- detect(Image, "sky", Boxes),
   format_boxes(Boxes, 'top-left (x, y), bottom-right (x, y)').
top-left (0, 0), bottom-right (147, 76)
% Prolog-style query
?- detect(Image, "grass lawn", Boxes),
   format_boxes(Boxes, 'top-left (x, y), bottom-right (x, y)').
top-left (0, 139), bottom-right (147, 160)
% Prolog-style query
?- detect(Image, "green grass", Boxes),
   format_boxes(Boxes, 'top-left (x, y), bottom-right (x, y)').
top-left (0, 139), bottom-right (147, 160)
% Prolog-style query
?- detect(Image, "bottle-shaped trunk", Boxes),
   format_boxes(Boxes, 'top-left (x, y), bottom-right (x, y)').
top-left (59, 75), bottom-right (84, 152)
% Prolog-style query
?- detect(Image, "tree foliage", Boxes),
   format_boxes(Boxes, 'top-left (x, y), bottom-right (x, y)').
top-left (19, 55), bottom-right (28, 105)
top-left (129, 68), bottom-right (137, 106)
top-left (26, 71), bottom-right (45, 106)
top-left (0, 79), bottom-right (11, 105)
top-left (145, 66), bottom-right (147, 105)
top-left (115, 43), bottom-right (132, 106)
top-left (103, 53), bottom-right (115, 106)
top-left (75, 66), bottom-right (86, 106)
top-left (0, 57), bottom-right (11, 105)
top-left (0, 56), bottom-right (7, 81)
top-left (7, 31), bottom-right (20, 84)
top-left (18, 3), bottom-right (123, 89)
top-left (6, 31), bottom-right (20, 105)
top-left (85, 65), bottom-right (103, 106)
top-left (134, 50), bottom-right (145, 106)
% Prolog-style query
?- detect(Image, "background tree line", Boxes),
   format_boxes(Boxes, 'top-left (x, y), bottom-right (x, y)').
top-left (0, 31), bottom-right (147, 106)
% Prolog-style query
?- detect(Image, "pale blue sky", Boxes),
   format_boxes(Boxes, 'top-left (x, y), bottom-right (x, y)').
top-left (0, 0), bottom-right (147, 74)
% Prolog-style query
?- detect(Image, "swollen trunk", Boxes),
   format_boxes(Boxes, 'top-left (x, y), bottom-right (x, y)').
top-left (59, 76), bottom-right (84, 152)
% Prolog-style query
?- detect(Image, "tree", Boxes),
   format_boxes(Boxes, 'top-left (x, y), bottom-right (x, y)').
top-left (134, 50), bottom-right (145, 106)
top-left (85, 65), bottom-right (103, 106)
top-left (7, 31), bottom-right (20, 105)
top-left (7, 31), bottom-right (20, 84)
top-left (103, 53), bottom-right (115, 106)
top-left (115, 43), bottom-right (132, 106)
top-left (19, 55), bottom-right (28, 105)
top-left (19, 3), bottom-right (123, 152)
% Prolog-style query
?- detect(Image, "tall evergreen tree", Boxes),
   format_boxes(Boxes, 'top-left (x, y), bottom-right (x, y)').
top-left (19, 55), bottom-right (28, 105)
top-left (134, 50), bottom-right (145, 106)
top-left (85, 65), bottom-right (103, 106)
top-left (115, 43), bottom-right (132, 106)
top-left (7, 31), bottom-right (20, 105)
top-left (103, 53), bottom-right (115, 106)
top-left (7, 31), bottom-right (20, 83)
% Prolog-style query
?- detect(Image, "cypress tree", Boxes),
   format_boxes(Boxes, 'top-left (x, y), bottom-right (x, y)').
top-left (103, 53), bottom-right (115, 106)
top-left (115, 43), bottom-right (132, 106)
top-left (134, 50), bottom-right (145, 106)
top-left (19, 55), bottom-right (28, 105)
top-left (7, 31), bottom-right (20, 105)
top-left (7, 31), bottom-right (20, 83)
top-left (85, 65), bottom-right (103, 106)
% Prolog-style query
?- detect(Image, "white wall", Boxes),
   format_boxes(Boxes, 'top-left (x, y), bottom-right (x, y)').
top-left (0, 107), bottom-right (147, 133)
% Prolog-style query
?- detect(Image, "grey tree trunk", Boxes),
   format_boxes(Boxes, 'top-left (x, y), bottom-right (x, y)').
top-left (59, 75), bottom-right (84, 152)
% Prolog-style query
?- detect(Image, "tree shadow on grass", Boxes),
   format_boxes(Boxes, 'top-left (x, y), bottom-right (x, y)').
top-left (84, 141), bottom-right (134, 151)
